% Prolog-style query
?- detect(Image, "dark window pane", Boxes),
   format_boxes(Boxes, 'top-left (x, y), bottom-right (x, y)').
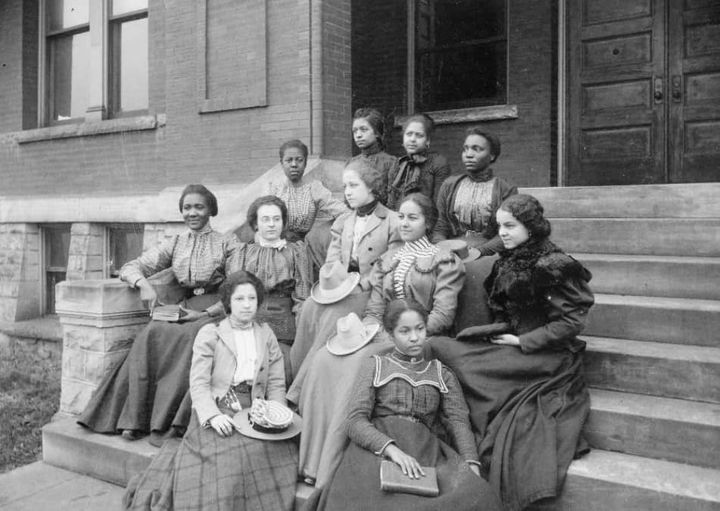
top-left (108, 225), bottom-right (144, 277)
top-left (112, 0), bottom-right (148, 16)
top-left (48, 0), bottom-right (89, 31)
top-left (417, 42), bottom-right (506, 110)
top-left (415, 0), bottom-right (507, 111)
top-left (49, 31), bottom-right (90, 121)
top-left (111, 17), bottom-right (148, 114)
top-left (44, 226), bottom-right (71, 270)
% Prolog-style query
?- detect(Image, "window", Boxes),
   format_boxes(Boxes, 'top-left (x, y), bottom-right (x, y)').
top-left (106, 224), bottom-right (144, 278)
top-left (410, 0), bottom-right (507, 112)
top-left (41, 0), bottom-right (148, 125)
top-left (42, 224), bottom-right (71, 314)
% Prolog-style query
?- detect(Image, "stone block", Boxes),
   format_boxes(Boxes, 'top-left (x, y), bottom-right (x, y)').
top-left (87, 235), bottom-right (105, 256)
top-left (0, 280), bottom-right (19, 298)
top-left (63, 323), bottom-right (143, 352)
top-left (62, 346), bottom-right (86, 381)
top-left (0, 298), bottom-right (17, 322)
top-left (85, 348), bottom-right (129, 383)
top-left (71, 223), bottom-right (92, 236)
top-left (59, 379), bottom-right (96, 416)
top-left (56, 279), bottom-right (147, 319)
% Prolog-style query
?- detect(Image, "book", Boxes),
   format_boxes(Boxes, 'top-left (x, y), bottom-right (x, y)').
top-left (380, 459), bottom-right (439, 497)
top-left (151, 304), bottom-right (185, 322)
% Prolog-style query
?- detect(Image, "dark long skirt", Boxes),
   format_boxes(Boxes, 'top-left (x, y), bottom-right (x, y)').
top-left (78, 298), bottom-right (217, 436)
top-left (430, 339), bottom-right (590, 511)
top-left (124, 416), bottom-right (299, 511)
top-left (303, 416), bottom-right (502, 511)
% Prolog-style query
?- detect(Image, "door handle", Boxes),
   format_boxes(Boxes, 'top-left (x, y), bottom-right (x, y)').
top-left (671, 75), bottom-right (682, 102)
top-left (653, 77), bottom-right (663, 103)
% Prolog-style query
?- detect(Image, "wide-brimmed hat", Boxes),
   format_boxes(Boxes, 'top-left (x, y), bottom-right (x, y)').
top-left (232, 405), bottom-right (302, 441)
top-left (436, 239), bottom-right (481, 263)
top-left (311, 260), bottom-right (360, 304)
top-left (326, 312), bottom-right (380, 356)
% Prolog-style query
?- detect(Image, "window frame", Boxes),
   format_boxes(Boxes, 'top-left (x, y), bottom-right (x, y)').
top-left (404, 0), bottom-right (517, 124)
top-left (37, 0), bottom-right (149, 127)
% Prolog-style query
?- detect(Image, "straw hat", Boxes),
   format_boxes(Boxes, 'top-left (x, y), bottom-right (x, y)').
top-left (232, 402), bottom-right (302, 441)
top-left (311, 260), bottom-right (361, 304)
top-left (436, 239), bottom-right (481, 263)
top-left (326, 313), bottom-right (380, 356)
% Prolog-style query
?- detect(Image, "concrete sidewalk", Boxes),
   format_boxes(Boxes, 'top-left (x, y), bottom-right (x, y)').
top-left (0, 461), bottom-right (125, 511)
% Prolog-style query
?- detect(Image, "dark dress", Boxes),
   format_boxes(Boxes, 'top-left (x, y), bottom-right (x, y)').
top-left (430, 238), bottom-right (595, 511)
top-left (303, 352), bottom-right (502, 511)
top-left (386, 151), bottom-right (451, 210)
top-left (78, 226), bottom-right (239, 437)
top-left (432, 170), bottom-right (517, 255)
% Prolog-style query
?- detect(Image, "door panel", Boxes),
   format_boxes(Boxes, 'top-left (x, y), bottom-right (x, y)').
top-left (568, 0), bottom-right (666, 185)
top-left (668, 3), bottom-right (720, 182)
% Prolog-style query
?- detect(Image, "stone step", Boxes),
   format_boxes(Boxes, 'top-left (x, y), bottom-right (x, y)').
top-left (550, 218), bottom-right (720, 257)
top-left (530, 450), bottom-right (720, 511)
top-left (584, 336), bottom-right (720, 404)
top-left (526, 183), bottom-right (720, 219)
top-left (42, 418), bottom-right (157, 487)
top-left (585, 389), bottom-right (720, 469)
top-left (585, 294), bottom-right (720, 347)
top-left (43, 418), bottom-right (720, 510)
top-left (574, 253), bottom-right (720, 301)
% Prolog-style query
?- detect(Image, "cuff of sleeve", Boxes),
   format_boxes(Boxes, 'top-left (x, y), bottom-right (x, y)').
top-left (466, 460), bottom-right (482, 468)
top-left (517, 334), bottom-right (537, 353)
top-left (205, 302), bottom-right (224, 318)
top-left (374, 440), bottom-right (395, 457)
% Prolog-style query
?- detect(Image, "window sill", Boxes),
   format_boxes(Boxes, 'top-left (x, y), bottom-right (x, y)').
top-left (395, 105), bottom-right (518, 127)
top-left (11, 114), bottom-right (166, 145)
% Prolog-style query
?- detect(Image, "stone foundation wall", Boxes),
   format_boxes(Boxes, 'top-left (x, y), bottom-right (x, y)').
top-left (67, 223), bottom-right (105, 281)
top-left (56, 279), bottom-right (150, 415)
top-left (0, 224), bottom-right (40, 322)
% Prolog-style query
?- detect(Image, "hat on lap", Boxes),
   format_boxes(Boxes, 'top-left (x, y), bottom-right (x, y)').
top-left (311, 260), bottom-right (360, 304)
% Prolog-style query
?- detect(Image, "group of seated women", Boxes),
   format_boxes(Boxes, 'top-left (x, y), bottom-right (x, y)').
top-left (78, 108), bottom-right (595, 511)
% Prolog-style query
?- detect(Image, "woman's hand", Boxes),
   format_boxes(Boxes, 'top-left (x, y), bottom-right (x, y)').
top-left (490, 334), bottom-right (520, 346)
top-left (209, 414), bottom-right (235, 437)
top-left (178, 306), bottom-right (208, 323)
top-left (137, 280), bottom-right (160, 312)
top-left (384, 444), bottom-right (425, 479)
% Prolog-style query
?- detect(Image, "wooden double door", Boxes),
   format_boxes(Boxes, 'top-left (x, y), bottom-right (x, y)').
top-left (567, 0), bottom-right (720, 185)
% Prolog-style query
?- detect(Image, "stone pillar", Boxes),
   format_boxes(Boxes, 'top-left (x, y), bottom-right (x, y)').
top-left (55, 279), bottom-right (150, 416)
top-left (0, 223), bottom-right (41, 322)
top-left (67, 223), bottom-right (106, 281)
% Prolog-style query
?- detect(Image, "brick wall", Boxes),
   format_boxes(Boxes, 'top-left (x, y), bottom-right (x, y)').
top-left (0, 0), bottom-right (319, 198)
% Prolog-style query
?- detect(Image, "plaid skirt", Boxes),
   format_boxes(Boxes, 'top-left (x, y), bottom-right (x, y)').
top-left (124, 414), bottom-right (298, 511)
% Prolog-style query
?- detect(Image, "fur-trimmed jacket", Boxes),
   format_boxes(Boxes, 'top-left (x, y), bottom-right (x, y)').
top-left (485, 239), bottom-right (594, 353)
top-left (364, 245), bottom-right (465, 335)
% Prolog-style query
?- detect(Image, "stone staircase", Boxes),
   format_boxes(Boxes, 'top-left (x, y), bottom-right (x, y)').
top-left (527, 183), bottom-right (720, 510)
top-left (41, 183), bottom-right (720, 509)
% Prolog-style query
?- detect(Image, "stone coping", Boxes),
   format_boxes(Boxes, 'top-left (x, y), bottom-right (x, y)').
top-left (0, 315), bottom-right (62, 342)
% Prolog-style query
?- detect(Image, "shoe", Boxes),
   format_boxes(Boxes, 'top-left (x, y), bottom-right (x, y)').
top-left (121, 429), bottom-right (142, 441)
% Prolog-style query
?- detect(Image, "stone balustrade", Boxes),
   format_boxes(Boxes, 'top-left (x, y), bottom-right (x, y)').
top-left (55, 279), bottom-right (150, 416)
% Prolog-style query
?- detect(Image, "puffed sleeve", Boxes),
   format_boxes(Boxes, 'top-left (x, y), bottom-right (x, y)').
top-left (325, 212), bottom-right (349, 266)
top-left (262, 324), bottom-right (287, 404)
top-left (189, 323), bottom-right (223, 426)
top-left (205, 234), bottom-right (245, 318)
top-left (346, 357), bottom-right (396, 455)
top-left (363, 256), bottom-right (392, 326)
top-left (426, 254), bottom-right (466, 335)
top-left (119, 235), bottom-right (178, 287)
top-left (312, 180), bottom-right (348, 219)
top-left (439, 366), bottom-right (480, 463)
top-left (431, 155), bottom-right (452, 203)
top-left (431, 179), bottom-right (454, 242)
top-left (518, 276), bottom-right (595, 353)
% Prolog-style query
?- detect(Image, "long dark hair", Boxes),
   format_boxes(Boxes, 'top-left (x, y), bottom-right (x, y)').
top-left (498, 194), bottom-right (551, 240)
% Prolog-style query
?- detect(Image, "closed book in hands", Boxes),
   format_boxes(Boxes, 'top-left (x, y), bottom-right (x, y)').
top-left (151, 304), bottom-right (185, 322)
top-left (380, 460), bottom-right (439, 497)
